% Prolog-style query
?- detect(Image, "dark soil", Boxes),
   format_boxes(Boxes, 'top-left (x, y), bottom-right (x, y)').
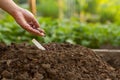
top-left (0, 43), bottom-right (119, 80)
top-left (98, 52), bottom-right (120, 69)
top-left (97, 52), bottom-right (120, 80)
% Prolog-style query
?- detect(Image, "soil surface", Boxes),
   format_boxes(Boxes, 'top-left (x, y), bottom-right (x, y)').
top-left (97, 52), bottom-right (120, 80)
top-left (0, 43), bottom-right (119, 80)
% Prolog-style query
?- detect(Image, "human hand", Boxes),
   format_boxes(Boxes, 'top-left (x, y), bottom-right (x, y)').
top-left (12, 8), bottom-right (45, 36)
top-left (0, 0), bottom-right (44, 36)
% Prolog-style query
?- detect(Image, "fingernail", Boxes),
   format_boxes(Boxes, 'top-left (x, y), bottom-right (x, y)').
top-left (42, 33), bottom-right (46, 37)
top-left (41, 33), bottom-right (45, 36)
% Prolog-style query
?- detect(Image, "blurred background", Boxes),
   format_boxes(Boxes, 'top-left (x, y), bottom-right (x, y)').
top-left (0, 0), bottom-right (120, 48)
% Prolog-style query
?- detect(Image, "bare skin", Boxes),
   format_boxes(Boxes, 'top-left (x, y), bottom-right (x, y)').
top-left (0, 0), bottom-right (45, 36)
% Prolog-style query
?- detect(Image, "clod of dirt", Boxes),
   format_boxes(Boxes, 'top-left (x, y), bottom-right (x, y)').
top-left (0, 43), bottom-right (119, 80)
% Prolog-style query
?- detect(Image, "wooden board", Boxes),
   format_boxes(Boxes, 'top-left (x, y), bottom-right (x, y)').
top-left (29, 0), bottom-right (36, 15)
top-left (92, 49), bottom-right (120, 53)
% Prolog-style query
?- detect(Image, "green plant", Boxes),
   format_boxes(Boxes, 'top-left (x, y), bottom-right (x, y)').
top-left (0, 14), bottom-right (120, 48)
top-left (37, 0), bottom-right (59, 18)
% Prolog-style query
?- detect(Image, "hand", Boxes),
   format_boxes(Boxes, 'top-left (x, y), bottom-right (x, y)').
top-left (12, 8), bottom-right (45, 36)
top-left (0, 0), bottom-right (45, 36)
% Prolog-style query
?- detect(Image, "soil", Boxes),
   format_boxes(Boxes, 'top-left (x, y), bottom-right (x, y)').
top-left (0, 43), bottom-right (119, 80)
top-left (97, 52), bottom-right (120, 80)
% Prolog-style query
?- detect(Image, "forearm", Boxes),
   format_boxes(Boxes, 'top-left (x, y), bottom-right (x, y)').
top-left (0, 0), bottom-right (21, 16)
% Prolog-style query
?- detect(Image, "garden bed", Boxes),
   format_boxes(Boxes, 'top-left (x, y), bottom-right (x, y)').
top-left (0, 43), bottom-right (119, 80)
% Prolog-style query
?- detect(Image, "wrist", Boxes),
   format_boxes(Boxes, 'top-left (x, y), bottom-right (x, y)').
top-left (9, 7), bottom-right (22, 16)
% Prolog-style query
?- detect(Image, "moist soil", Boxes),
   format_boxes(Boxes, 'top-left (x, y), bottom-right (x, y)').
top-left (0, 43), bottom-right (119, 80)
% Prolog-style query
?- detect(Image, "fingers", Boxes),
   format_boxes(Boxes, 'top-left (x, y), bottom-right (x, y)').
top-left (32, 18), bottom-right (40, 28)
top-left (36, 28), bottom-right (45, 33)
top-left (23, 24), bottom-right (45, 36)
top-left (24, 9), bottom-right (40, 29)
top-left (15, 14), bottom-right (45, 36)
top-left (28, 20), bottom-right (45, 34)
top-left (28, 16), bottom-right (45, 34)
top-left (24, 9), bottom-right (45, 35)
